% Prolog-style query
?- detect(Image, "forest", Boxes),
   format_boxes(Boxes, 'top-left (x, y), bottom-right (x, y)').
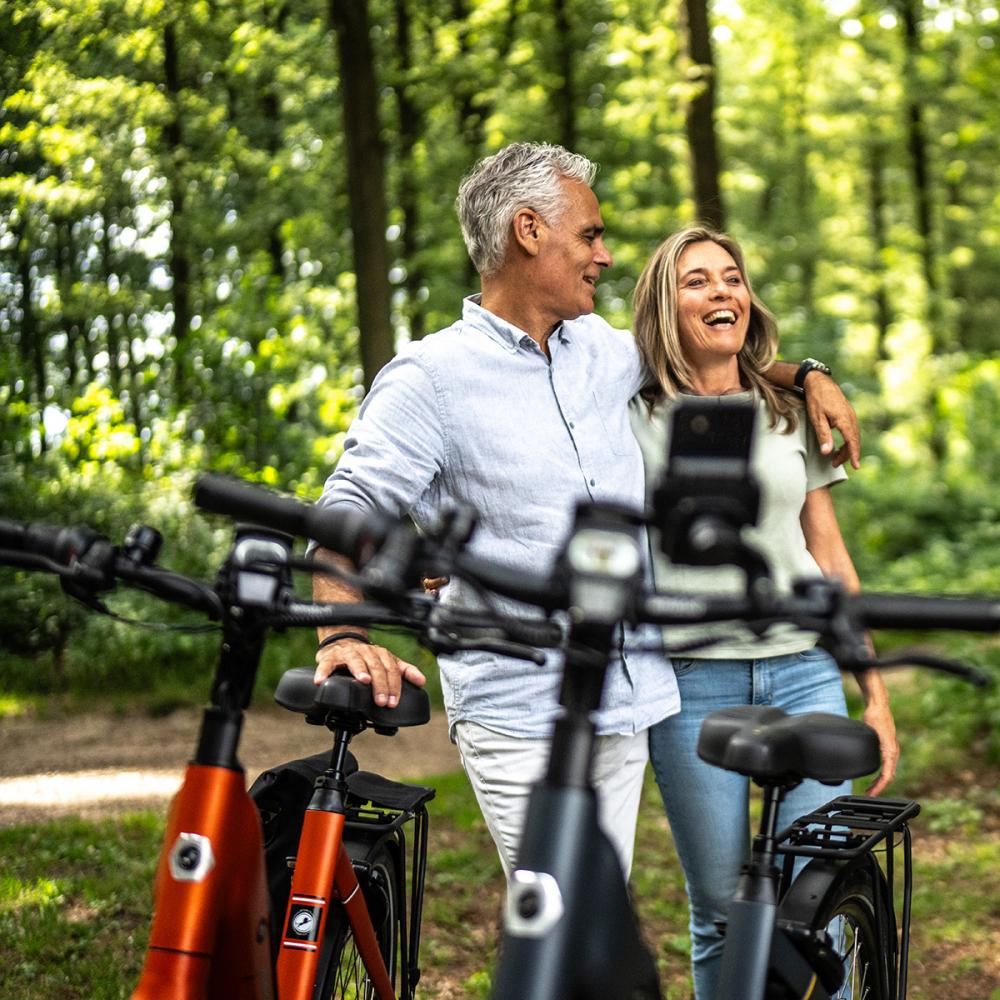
top-left (1, 0), bottom-right (999, 704)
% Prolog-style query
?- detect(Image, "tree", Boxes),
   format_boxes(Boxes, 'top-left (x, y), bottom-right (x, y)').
top-left (329, 0), bottom-right (394, 387)
top-left (680, 0), bottom-right (725, 229)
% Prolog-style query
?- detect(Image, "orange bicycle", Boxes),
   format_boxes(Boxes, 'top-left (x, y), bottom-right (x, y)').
top-left (0, 512), bottom-right (442, 999)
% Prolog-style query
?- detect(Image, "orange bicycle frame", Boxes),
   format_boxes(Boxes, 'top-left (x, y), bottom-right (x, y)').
top-left (131, 763), bottom-right (274, 1000)
top-left (131, 760), bottom-right (396, 1000)
top-left (276, 807), bottom-right (395, 1000)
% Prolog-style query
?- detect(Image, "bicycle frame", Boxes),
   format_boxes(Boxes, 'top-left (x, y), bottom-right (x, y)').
top-left (131, 534), bottom-right (402, 1000)
top-left (132, 749), bottom-right (274, 998)
top-left (131, 708), bottom-right (398, 1000)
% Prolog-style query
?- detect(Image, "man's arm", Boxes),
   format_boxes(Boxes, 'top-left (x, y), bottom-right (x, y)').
top-left (312, 547), bottom-right (426, 706)
top-left (309, 353), bottom-right (441, 705)
top-left (764, 361), bottom-right (861, 469)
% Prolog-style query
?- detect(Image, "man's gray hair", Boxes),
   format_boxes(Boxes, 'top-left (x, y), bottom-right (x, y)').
top-left (456, 142), bottom-right (598, 278)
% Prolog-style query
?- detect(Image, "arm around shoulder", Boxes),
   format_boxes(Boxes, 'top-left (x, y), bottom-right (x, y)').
top-left (763, 360), bottom-right (861, 469)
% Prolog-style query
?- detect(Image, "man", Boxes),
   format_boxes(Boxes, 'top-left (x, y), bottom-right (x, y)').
top-left (310, 142), bottom-right (859, 877)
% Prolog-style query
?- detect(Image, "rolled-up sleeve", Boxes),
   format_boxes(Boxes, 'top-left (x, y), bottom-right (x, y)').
top-left (317, 352), bottom-right (447, 520)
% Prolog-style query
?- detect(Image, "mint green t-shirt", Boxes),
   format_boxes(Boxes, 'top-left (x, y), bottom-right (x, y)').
top-left (630, 392), bottom-right (848, 659)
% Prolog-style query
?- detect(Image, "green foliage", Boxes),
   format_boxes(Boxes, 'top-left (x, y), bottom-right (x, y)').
top-left (1, 0), bottom-right (999, 705)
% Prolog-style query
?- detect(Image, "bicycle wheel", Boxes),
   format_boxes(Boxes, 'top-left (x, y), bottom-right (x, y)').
top-left (314, 841), bottom-right (400, 999)
top-left (810, 865), bottom-right (895, 1000)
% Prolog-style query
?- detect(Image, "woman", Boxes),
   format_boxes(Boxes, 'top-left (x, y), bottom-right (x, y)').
top-left (630, 226), bottom-right (899, 1000)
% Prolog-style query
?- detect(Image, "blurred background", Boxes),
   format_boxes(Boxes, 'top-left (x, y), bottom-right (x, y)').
top-left (2, 4), bottom-right (999, 996)
top-left (1, 0), bottom-right (998, 717)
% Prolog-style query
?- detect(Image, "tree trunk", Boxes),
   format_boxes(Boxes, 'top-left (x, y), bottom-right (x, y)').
top-left (895, 0), bottom-right (940, 339)
top-left (163, 20), bottom-right (193, 392)
top-left (681, 0), bottom-right (725, 230)
top-left (393, 0), bottom-right (427, 339)
top-left (55, 218), bottom-right (81, 390)
top-left (329, 0), bottom-right (394, 387)
top-left (867, 138), bottom-right (892, 359)
top-left (100, 211), bottom-right (121, 396)
top-left (552, 0), bottom-right (577, 151)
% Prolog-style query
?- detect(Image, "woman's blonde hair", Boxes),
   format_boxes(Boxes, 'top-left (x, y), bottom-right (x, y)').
top-left (633, 225), bottom-right (800, 432)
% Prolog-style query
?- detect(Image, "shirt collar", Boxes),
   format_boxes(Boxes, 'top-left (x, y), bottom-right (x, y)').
top-left (462, 294), bottom-right (569, 353)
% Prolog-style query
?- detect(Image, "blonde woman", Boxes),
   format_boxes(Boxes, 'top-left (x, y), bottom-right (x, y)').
top-left (630, 226), bottom-right (898, 1000)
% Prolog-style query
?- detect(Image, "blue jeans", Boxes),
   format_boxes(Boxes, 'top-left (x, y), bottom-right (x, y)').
top-left (648, 648), bottom-right (851, 1000)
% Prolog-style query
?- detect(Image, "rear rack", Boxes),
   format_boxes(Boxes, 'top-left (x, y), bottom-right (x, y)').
top-left (775, 795), bottom-right (920, 860)
top-left (776, 795), bottom-right (920, 1000)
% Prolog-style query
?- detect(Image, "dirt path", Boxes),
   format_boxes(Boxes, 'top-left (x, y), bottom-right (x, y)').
top-left (0, 704), bottom-right (460, 827)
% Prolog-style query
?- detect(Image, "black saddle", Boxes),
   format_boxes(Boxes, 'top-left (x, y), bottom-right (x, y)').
top-left (275, 667), bottom-right (431, 733)
top-left (697, 705), bottom-right (879, 787)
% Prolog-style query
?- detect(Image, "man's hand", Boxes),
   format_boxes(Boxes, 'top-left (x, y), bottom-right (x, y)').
top-left (804, 371), bottom-right (861, 470)
top-left (315, 634), bottom-right (426, 708)
top-left (313, 545), bottom-right (426, 708)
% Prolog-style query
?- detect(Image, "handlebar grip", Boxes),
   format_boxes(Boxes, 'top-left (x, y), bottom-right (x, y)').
top-left (0, 519), bottom-right (28, 551)
top-left (453, 550), bottom-right (563, 611)
top-left (193, 474), bottom-right (391, 565)
top-left (0, 519), bottom-right (104, 565)
top-left (852, 593), bottom-right (1000, 632)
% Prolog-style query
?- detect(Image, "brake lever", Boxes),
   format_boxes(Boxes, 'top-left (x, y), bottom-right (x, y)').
top-left (424, 625), bottom-right (547, 665)
top-left (845, 650), bottom-right (993, 688)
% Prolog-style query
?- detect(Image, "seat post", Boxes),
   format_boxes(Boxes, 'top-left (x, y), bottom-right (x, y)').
top-left (752, 782), bottom-right (788, 871)
top-left (717, 782), bottom-right (789, 1000)
top-left (308, 728), bottom-right (357, 813)
top-left (327, 728), bottom-right (356, 787)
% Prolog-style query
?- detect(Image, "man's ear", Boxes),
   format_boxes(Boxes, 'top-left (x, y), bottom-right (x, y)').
top-left (511, 208), bottom-right (543, 258)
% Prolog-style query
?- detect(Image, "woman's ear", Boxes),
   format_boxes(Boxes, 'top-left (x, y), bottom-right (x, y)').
top-left (511, 207), bottom-right (543, 257)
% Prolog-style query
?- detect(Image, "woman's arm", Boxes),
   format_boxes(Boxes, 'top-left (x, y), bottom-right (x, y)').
top-left (764, 362), bottom-right (861, 470)
top-left (800, 486), bottom-right (899, 796)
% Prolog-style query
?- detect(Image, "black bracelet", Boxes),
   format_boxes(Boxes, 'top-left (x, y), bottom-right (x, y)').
top-left (318, 631), bottom-right (372, 650)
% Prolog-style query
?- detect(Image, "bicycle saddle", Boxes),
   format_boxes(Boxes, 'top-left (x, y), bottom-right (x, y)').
top-left (275, 667), bottom-right (431, 732)
top-left (697, 705), bottom-right (879, 786)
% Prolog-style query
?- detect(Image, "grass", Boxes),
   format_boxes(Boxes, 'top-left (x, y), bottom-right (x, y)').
top-left (0, 815), bottom-right (162, 999)
top-left (1, 671), bottom-right (999, 997)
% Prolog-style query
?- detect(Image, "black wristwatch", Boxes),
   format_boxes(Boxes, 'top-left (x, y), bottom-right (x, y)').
top-left (794, 358), bottom-right (832, 393)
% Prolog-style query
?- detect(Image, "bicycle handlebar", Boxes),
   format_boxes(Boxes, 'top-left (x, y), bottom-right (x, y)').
top-left (193, 474), bottom-right (391, 568)
top-left (4, 475), bottom-right (999, 678)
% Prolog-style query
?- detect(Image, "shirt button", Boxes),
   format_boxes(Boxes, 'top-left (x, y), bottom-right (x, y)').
top-left (569, 421), bottom-right (575, 429)
top-left (589, 478), bottom-right (596, 486)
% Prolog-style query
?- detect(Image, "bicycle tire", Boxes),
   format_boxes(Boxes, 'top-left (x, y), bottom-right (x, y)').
top-left (314, 840), bottom-right (400, 999)
top-left (808, 864), bottom-right (895, 1000)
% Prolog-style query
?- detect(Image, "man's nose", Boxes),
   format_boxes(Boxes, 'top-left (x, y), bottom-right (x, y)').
top-left (595, 240), bottom-right (612, 269)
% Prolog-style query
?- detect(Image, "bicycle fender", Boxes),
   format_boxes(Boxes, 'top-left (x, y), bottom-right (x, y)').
top-left (775, 854), bottom-right (880, 926)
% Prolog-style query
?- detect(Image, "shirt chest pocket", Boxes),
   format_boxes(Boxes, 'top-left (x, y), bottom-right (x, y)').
top-left (591, 388), bottom-right (635, 457)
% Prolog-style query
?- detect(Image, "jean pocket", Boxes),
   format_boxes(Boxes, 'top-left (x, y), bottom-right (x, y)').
top-left (795, 645), bottom-right (834, 664)
top-left (671, 658), bottom-right (698, 677)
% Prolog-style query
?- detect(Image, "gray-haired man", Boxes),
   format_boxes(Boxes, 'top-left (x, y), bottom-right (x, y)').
top-left (310, 143), bottom-right (859, 877)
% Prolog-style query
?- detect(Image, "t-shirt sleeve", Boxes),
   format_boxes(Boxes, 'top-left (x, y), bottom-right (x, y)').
top-left (803, 419), bottom-right (849, 493)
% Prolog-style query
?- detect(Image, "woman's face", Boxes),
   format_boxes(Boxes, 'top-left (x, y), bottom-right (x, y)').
top-left (675, 241), bottom-right (751, 366)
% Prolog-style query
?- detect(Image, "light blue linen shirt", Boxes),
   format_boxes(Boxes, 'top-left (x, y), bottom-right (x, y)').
top-left (317, 296), bottom-right (679, 738)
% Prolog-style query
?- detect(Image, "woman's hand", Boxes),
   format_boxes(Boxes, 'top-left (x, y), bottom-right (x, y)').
top-left (862, 696), bottom-right (899, 796)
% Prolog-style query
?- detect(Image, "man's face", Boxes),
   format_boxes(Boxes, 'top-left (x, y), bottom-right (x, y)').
top-left (535, 179), bottom-right (613, 322)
